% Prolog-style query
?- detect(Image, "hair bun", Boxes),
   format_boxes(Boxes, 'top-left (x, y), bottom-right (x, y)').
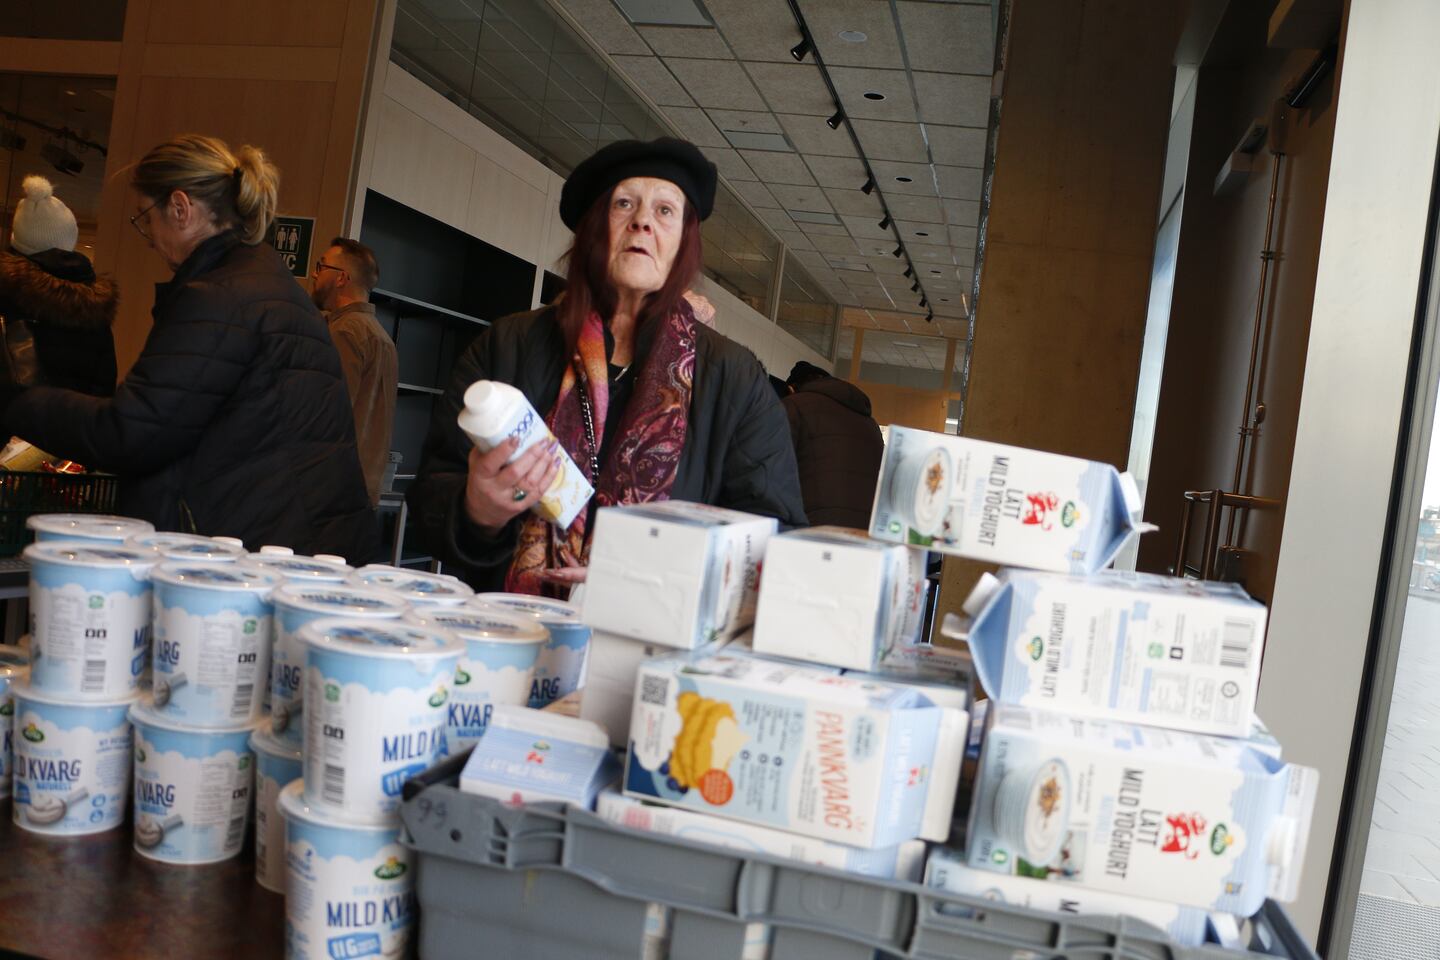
top-left (21, 175), bottom-right (55, 202)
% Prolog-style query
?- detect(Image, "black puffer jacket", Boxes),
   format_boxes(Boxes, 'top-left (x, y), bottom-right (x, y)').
top-left (0, 249), bottom-right (118, 397)
top-left (410, 305), bottom-right (806, 591)
top-left (5, 232), bottom-right (378, 561)
top-left (783, 377), bottom-right (884, 529)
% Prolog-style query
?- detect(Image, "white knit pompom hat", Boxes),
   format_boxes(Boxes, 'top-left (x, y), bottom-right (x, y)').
top-left (10, 175), bottom-right (79, 255)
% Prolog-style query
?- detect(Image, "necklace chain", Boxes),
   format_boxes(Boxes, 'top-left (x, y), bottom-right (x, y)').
top-left (575, 363), bottom-right (601, 479)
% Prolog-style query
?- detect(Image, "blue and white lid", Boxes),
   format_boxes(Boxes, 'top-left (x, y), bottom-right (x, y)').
top-left (126, 532), bottom-right (247, 563)
top-left (271, 582), bottom-right (409, 617)
top-left (0, 644), bottom-right (29, 680)
top-left (406, 608), bottom-right (546, 645)
top-left (474, 592), bottom-right (580, 625)
top-left (151, 562), bottom-right (281, 593)
top-left (247, 553), bottom-right (354, 582)
top-left (277, 779), bottom-right (396, 832)
top-left (250, 726), bottom-right (302, 762)
top-left (26, 514), bottom-right (154, 541)
top-left (348, 565), bottom-right (474, 604)
top-left (23, 542), bottom-right (158, 573)
top-left (11, 680), bottom-right (139, 709)
top-left (129, 695), bottom-right (254, 735)
top-left (300, 617), bottom-right (463, 660)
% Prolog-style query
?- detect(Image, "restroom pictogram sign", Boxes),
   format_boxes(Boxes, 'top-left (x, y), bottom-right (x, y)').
top-left (267, 215), bottom-right (314, 278)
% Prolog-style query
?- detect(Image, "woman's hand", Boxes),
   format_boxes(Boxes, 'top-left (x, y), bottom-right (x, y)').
top-left (538, 565), bottom-right (587, 585)
top-left (463, 437), bottom-right (561, 534)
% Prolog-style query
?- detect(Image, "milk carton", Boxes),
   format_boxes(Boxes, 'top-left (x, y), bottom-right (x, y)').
top-left (625, 652), bottom-right (967, 848)
top-left (966, 704), bottom-right (1317, 915)
top-left (583, 502), bottom-right (776, 649)
top-left (580, 631), bottom-right (730, 747)
top-left (752, 527), bottom-right (927, 671)
top-left (870, 428), bottom-right (1154, 573)
top-left (924, 846), bottom-right (1210, 945)
top-left (964, 570), bottom-right (1268, 737)
top-left (459, 706), bottom-right (620, 807)
top-left (598, 790), bottom-right (926, 881)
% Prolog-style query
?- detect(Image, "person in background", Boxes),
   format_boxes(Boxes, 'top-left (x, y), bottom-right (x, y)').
top-left (783, 360), bottom-right (883, 529)
top-left (768, 373), bottom-right (791, 401)
top-left (310, 237), bottom-right (397, 508)
top-left (0, 175), bottom-right (117, 398)
top-left (411, 137), bottom-right (806, 595)
top-left (0, 134), bottom-right (377, 560)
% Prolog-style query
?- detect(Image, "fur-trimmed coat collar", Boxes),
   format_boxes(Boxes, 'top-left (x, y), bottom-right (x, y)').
top-left (0, 251), bottom-right (117, 329)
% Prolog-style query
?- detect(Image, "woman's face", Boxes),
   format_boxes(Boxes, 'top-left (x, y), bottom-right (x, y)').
top-left (606, 177), bottom-right (686, 302)
top-left (130, 189), bottom-right (216, 272)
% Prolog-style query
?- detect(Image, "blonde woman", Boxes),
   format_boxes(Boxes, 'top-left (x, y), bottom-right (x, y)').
top-left (2, 134), bottom-right (376, 560)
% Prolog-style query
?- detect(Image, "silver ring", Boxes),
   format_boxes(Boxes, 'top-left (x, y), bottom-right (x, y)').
top-left (512, 487), bottom-right (528, 502)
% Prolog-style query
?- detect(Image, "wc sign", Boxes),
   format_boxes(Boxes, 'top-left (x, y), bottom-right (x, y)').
top-left (267, 215), bottom-right (314, 278)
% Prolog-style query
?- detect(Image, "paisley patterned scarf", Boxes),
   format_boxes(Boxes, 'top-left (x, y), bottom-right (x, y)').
top-left (505, 293), bottom-right (712, 596)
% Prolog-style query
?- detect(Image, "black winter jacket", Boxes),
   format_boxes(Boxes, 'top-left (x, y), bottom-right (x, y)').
top-left (409, 305), bottom-right (807, 591)
top-left (783, 377), bottom-right (884, 529)
top-left (0, 249), bottom-right (118, 397)
top-left (5, 232), bottom-right (379, 561)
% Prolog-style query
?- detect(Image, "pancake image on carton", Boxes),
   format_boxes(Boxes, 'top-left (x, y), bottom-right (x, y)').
top-left (663, 692), bottom-right (746, 801)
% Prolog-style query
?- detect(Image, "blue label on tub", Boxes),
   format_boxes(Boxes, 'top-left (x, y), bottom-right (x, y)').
top-left (327, 932), bottom-right (381, 958)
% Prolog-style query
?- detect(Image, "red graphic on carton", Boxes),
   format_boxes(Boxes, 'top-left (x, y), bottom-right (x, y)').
top-left (1160, 813), bottom-right (1208, 860)
top-left (1021, 493), bottom-right (1061, 530)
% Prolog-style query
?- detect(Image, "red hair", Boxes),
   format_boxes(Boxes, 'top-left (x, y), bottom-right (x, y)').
top-left (555, 186), bottom-right (704, 357)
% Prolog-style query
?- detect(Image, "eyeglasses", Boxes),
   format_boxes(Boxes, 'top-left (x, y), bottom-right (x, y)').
top-left (129, 200), bottom-right (159, 242)
top-left (313, 260), bottom-right (346, 277)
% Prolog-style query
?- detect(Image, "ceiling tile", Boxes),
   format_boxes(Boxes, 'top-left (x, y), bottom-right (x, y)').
top-left (896, 2), bottom-right (994, 75)
top-left (708, 109), bottom-right (784, 135)
top-left (937, 164), bottom-right (984, 200)
top-left (609, 55), bottom-right (695, 107)
top-left (704, 0), bottom-right (803, 62)
top-left (555, 0), bottom-right (649, 55)
top-left (852, 119), bottom-right (930, 162)
top-left (822, 187), bottom-right (884, 217)
top-left (925, 124), bottom-right (987, 168)
top-left (744, 61), bottom-right (833, 117)
top-left (840, 214), bottom-right (893, 240)
top-left (742, 151), bottom-right (816, 185)
top-left (666, 58), bottom-right (767, 110)
top-left (768, 182), bottom-right (829, 208)
top-left (796, 0), bottom-right (904, 69)
top-left (789, 248), bottom-right (828, 266)
top-left (913, 72), bottom-right (990, 126)
top-left (756, 208), bottom-right (798, 232)
top-left (883, 194), bottom-right (943, 222)
top-left (943, 198), bottom-right (981, 226)
top-left (829, 67), bottom-right (916, 122)
top-left (666, 106), bottom-right (729, 147)
top-left (777, 113), bottom-right (859, 157)
top-left (869, 159), bottom-right (936, 195)
top-left (730, 179), bottom-right (779, 208)
top-left (896, 220), bottom-right (944, 243)
top-left (938, 319), bottom-right (969, 339)
top-left (908, 242), bottom-right (957, 262)
top-left (801, 221), bottom-right (852, 237)
top-left (803, 154), bottom-right (868, 189)
top-left (706, 146), bottom-right (757, 180)
top-left (774, 229), bottom-right (813, 250)
top-left (863, 255), bottom-right (908, 275)
top-left (637, 24), bottom-right (732, 59)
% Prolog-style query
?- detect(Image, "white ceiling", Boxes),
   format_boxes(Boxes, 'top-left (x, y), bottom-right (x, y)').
top-left (552, 0), bottom-right (993, 339)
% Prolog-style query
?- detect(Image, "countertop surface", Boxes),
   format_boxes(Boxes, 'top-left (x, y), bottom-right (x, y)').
top-left (0, 805), bottom-right (285, 959)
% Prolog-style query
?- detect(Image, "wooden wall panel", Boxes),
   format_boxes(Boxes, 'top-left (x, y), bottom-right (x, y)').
top-left (144, 0), bottom-right (352, 47)
top-left (855, 381), bottom-right (948, 432)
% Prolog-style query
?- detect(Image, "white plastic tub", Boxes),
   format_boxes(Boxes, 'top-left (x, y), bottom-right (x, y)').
top-left (10, 683), bottom-right (133, 836)
top-left (24, 543), bottom-right (156, 699)
top-left (300, 618), bottom-right (462, 823)
top-left (0, 646), bottom-right (30, 801)
top-left (473, 593), bottom-right (589, 708)
top-left (27, 514), bottom-right (154, 545)
top-left (247, 553), bottom-right (353, 584)
top-left (348, 565), bottom-right (474, 608)
top-left (129, 698), bottom-right (254, 864)
top-left (126, 532), bottom-right (248, 564)
top-left (251, 727), bottom-right (302, 892)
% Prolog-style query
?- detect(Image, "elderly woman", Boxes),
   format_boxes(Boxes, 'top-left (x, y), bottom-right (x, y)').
top-left (411, 138), bottom-right (806, 594)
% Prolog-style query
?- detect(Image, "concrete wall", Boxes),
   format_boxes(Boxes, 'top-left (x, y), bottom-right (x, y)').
top-left (1137, 3), bottom-right (1340, 605)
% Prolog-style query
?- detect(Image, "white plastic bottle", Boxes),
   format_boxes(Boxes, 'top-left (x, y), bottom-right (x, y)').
top-left (457, 380), bottom-right (594, 528)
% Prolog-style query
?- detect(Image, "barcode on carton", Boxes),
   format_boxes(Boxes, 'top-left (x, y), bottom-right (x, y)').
top-left (640, 675), bottom-right (669, 707)
top-left (1220, 620), bottom-right (1254, 670)
top-left (232, 684), bottom-right (254, 717)
top-left (323, 763), bottom-right (345, 805)
top-left (82, 659), bottom-right (106, 694)
top-left (224, 815), bottom-right (246, 850)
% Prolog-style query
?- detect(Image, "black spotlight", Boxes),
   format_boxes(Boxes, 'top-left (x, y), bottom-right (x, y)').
top-left (892, 245), bottom-right (903, 258)
top-left (860, 176), bottom-right (875, 195)
top-left (911, 281), bottom-right (920, 293)
top-left (903, 266), bottom-right (914, 279)
top-left (827, 110), bottom-right (845, 130)
top-left (790, 38), bottom-right (811, 62)
top-left (920, 297), bottom-right (928, 308)
top-left (878, 215), bottom-right (891, 230)
top-left (925, 311), bottom-right (934, 323)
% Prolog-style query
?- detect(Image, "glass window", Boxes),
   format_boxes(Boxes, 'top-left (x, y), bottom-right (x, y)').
top-left (775, 261), bottom-right (836, 358)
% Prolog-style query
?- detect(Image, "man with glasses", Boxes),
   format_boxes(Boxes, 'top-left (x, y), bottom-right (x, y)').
top-left (311, 238), bottom-right (397, 508)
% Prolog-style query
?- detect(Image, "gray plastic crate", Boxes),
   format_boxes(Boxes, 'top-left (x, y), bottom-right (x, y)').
top-left (401, 783), bottom-right (1318, 960)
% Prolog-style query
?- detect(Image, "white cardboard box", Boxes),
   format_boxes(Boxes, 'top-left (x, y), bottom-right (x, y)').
top-left (579, 631), bottom-right (729, 747)
top-left (752, 526), bottom-right (927, 671)
top-left (583, 502), bottom-right (776, 649)
top-left (460, 706), bottom-right (619, 807)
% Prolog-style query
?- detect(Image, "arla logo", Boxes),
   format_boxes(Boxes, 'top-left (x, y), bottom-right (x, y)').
top-left (1061, 502), bottom-right (1080, 528)
top-left (1210, 823), bottom-right (1235, 856)
top-left (243, 619), bottom-right (257, 635)
top-left (325, 682), bottom-right (340, 703)
top-left (238, 755), bottom-right (251, 771)
top-left (1027, 637), bottom-right (1044, 661)
top-left (374, 856), bottom-right (407, 880)
top-left (990, 848), bottom-right (1009, 865)
top-left (1160, 812), bottom-right (1210, 860)
top-left (136, 747), bottom-right (147, 763)
top-left (455, 667), bottom-right (472, 686)
top-left (88, 595), bottom-right (104, 610)
top-left (21, 722), bottom-right (43, 743)
top-left (0, 699), bottom-right (12, 717)
top-left (1147, 642), bottom-right (1164, 659)
top-left (428, 686), bottom-right (449, 708)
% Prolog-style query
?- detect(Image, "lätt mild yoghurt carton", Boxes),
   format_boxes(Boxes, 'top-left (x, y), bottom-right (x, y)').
top-left (964, 570), bottom-right (1267, 737)
top-left (625, 651), bottom-right (967, 849)
top-left (870, 427), bottom-right (1155, 573)
top-left (966, 704), bottom-right (1317, 915)
top-left (583, 502), bottom-right (776, 649)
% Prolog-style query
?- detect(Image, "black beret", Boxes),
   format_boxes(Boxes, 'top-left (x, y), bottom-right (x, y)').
top-left (560, 138), bottom-right (718, 230)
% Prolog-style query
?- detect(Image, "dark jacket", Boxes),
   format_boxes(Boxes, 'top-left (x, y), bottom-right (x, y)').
top-left (783, 377), bottom-right (884, 529)
top-left (4, 232), bottom-right (379, 561)
top-left (0, 249), bottom-right (118, 397)
top-left (409, 305), bottom-right (807, 591)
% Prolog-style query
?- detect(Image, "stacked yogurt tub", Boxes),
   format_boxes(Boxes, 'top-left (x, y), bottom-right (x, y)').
top-left (12, 515), bottom-right (156, 837)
